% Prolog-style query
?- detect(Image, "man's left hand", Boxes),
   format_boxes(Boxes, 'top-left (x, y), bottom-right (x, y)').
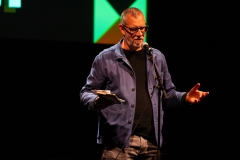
top-left (186, 83), bottom-right (209, 104)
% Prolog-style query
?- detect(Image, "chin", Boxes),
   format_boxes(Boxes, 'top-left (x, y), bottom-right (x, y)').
top-left (134, 41), bottom-right (142, 46)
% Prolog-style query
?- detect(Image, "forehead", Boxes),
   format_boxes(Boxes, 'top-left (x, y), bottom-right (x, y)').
top-left (124, 14), bottom-right (146, 27)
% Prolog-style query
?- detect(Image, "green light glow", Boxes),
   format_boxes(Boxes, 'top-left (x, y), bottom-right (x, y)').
top-left (9, 0), bottom-right (21, 8)
top-left (2, 0), bottom-right (21, 13)
top-left (94, 0), bottom-right (147, 44)
top-left (94, 0), bottom-right (119, 43)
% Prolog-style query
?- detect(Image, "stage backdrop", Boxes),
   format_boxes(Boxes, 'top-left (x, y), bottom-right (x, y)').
top-left (0, 0), bottom-right (148, 44)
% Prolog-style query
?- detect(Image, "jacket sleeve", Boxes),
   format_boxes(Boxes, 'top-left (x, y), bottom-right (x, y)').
top-left (156, 50), bottom-right (187, 107)
top-left (79, 54), bottom-right (107, 110)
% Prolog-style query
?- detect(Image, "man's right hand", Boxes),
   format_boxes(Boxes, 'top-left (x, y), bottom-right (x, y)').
top-left (94, 97), bottom-right (115, 109)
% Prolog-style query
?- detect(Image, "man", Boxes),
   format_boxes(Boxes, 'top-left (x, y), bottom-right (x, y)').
top-left (80, 7), bottom-right (209, 160)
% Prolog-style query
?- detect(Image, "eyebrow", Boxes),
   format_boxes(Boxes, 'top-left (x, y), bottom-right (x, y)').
top-left (122, 24), bottom-right (148, 29)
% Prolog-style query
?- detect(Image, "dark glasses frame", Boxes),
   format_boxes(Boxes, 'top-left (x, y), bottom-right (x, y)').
top-left (121, 24), bottom-right (149, 34)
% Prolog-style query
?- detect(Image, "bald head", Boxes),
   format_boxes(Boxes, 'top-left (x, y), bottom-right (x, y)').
top-left (120, 7), bottom-right (145, 25)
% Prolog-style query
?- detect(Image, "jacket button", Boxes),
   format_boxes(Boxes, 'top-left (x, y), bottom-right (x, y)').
top-left (132, 88), bottom-right (135, 91)
top-left (131, 72), bottom-right (134, 76)
top-left (128, 120), bottom-right (132, 124)
top-left (131, 104), bottom-right (135, 108)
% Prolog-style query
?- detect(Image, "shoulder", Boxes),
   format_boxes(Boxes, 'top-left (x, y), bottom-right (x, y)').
top-left (96, 41), bottom-right (124, 60)
top-left (151, 48), bottom-right (166, 60)
top-left (99, 44), bottom-right (118, 56)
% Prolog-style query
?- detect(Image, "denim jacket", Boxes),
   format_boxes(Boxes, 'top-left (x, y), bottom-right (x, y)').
top-left (80, 39), bottom-right (186, 148)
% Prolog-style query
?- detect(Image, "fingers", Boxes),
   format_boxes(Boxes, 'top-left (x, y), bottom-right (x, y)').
top-left (198, 91), bottom-right (209, 99)
top-left (187, 90), bottom-right (209, 104)
top-left (197, 91), bottom-right (209, 103)
top-left (203, 91), bottom-right (210, 97)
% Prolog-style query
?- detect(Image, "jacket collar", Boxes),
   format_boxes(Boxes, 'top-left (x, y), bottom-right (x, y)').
top-left (114, 38), bottom-right (158, 61)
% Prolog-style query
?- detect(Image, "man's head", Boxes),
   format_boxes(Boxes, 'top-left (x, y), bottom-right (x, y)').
top-left (119, 7), bottom-right (148, 51)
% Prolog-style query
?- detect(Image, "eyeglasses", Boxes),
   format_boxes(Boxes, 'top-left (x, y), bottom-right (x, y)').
top-left (121, 24), bottom-right (149, 34)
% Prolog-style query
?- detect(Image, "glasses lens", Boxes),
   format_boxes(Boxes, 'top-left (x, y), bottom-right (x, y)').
top-left (130, 28), bottom-right (139, 33)
top-left (123, 24), bottom-right (148, 34)
top-left (139, 27), bottom-right (147, 33)
top-left (144, 26), bottom-right (148, 32)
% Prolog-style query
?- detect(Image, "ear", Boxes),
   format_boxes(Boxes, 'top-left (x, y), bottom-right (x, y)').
top-left (119, 24), bottom-right (125, 35)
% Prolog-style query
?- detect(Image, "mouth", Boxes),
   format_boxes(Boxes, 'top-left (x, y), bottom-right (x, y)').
top-left (134, 39), bottom-right (143, 44)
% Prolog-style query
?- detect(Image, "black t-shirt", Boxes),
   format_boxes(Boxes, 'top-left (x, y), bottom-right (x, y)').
top-left (124, 49), bottom-right (156, 144)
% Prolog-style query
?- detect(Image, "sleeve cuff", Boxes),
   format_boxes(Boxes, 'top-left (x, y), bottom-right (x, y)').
top-left (181, 93), bottom-right (189, 105)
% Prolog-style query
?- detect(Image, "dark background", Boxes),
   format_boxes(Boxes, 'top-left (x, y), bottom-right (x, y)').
top-left (1, 1), bottom-right (239, 160)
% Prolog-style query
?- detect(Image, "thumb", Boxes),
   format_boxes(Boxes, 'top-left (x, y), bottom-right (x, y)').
top-left (191, 83), bottom-right (200, 91)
